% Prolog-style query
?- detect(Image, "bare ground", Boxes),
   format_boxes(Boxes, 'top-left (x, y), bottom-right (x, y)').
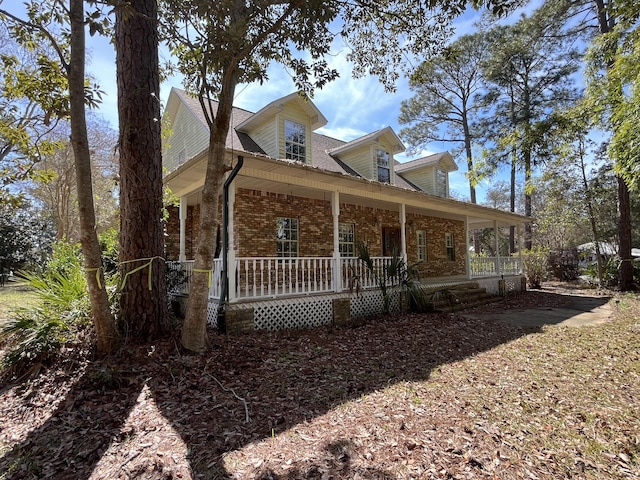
top-left (1, 284), bottom-right (639, 479)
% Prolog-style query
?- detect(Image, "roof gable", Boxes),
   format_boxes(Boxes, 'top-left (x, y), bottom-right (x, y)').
top-left (395, 152), bottom-right (458, 173)
top-left (327, 126), bottom-right (405, 156)
top-left (237, 92), bottom-right (328, 132)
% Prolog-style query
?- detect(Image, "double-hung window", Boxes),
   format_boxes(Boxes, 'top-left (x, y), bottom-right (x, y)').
top-left (276, 217), bottom-right (298, 257)
top-left (445, 232), bottom-right (455, 261)
top-left (376, 149), bottom-right (390, 184)
top-left (339, 223), bottom-right (355, 257)
top-left (416, 230), bottom-right (427, 261)
top-left (285, 120), bottom-right (306, 163)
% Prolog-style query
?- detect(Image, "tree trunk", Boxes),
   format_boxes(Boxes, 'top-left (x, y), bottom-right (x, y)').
top-left (593, 0), bottom-right (634, 290)
top-left (68, 0), bottom-right (118, 353)
top-left (509, 149), bottom-right (517, 253)
top-left (617, 176), bottom-right (633, 289)
top-left (523, 149), bottom-right (532, 251)
top-left (181, 68), bottom-right (239, 353)
top-left (115, 0), bottom-right (167, 339)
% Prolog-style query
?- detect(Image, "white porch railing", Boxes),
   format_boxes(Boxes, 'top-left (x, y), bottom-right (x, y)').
top-left (235, 257), bottom-right (334, 299)
top-left (340, 256), bottom-right (393, 290)
top-left (470, 256), bottom-right (521, 278)
top-left (167, 259), bottom-right (223, 298)
top-left (169, 255), bottom-right (521, 300)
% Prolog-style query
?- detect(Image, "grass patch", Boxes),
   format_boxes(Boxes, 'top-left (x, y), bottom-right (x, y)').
top-left (0, 282), bottom-right (37, 322)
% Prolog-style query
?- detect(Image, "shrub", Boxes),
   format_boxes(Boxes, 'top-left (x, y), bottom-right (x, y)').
top-left (584, 256), bottom-right (640, 288)
top-left (99, 228), bottom-right (119, 275)
top-left (522, 248), bottom-right (550, 289)
top-left (0, 242), bottom-right (91, 379)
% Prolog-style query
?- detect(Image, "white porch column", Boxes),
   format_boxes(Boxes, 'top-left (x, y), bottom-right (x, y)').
top-left (227, 179), bottom-right (237, 302)
top-left (179, 196), bottom-right (187, 261)
top-left (400, 203), bottom-right (407, 260)
top-left (332, 190), bottom-right (342, 292)
top-left (494, 220), bottom-right (501, 276)
top-left (517, 222), bottom-right (523, 274)
top-left (465, 216), bottom-right (472, 279)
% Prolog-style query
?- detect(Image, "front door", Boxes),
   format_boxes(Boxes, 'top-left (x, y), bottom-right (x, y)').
top-left (382, 227), bottom-right (401, 256)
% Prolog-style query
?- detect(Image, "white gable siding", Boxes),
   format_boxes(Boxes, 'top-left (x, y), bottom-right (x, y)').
top-left (338, 140), bottom-right (397, 184)
top-left (278, 103), bottom-right (312, 163)
top-left (163, 103), bottom-right (208, 172)
top-left (401, 167), bottom-right (437, 195)
top-left (338, 144), bottom-right (374, 179)
top-left (249, 120), bottom-right (277, 158)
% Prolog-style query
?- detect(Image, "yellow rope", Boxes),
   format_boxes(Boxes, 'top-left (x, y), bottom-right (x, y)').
top-left (85, 267), bottom-right (103, 289)
top-left (119, 256), bottom-right (165, 291)
top-left (193, 268), bottom-right (213, 288)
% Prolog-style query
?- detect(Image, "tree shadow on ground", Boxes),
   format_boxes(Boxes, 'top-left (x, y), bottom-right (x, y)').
top-left (0, 289), bottom-right (584, 479)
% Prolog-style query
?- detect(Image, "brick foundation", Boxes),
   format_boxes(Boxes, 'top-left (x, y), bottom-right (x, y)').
top-left (332, 298), bottom-right (351, 326)
top-left (225, 307), bottom-right (255, 334)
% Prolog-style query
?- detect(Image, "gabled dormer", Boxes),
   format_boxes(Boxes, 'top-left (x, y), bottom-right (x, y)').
top-left (394, 152), bottom-right (458, 197)
top-left (236, 93), bottom-right (327, 165)
top-left (327, 127), bottom-right (405, 185)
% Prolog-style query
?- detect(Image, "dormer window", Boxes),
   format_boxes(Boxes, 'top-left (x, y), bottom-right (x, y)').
top-left (285, 119), bottom-right (306, 163)
top-left (377, 149), bottom-right (390, 184)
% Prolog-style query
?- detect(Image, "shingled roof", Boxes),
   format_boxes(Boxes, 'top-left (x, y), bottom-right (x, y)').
top-left (171, 87), bottom-right (445, 193)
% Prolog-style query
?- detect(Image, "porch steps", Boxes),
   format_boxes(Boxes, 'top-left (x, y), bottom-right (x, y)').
top-left (423, 282), bottom-right (501, 313)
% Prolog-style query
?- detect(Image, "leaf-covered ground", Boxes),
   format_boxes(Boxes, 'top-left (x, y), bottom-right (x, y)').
top-left (1, 284), bottom-right (639, 479)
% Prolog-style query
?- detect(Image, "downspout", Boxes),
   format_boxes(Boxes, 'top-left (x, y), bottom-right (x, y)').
top-left (218, 155), bottom-right (244, 333)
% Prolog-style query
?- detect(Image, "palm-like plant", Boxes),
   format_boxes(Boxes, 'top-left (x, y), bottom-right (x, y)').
top-left (353, 241), bottom-right (426, 314)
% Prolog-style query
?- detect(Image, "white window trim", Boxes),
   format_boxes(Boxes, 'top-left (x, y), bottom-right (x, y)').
top-left (376, 148), bottom-right (391, 184)
top-left (445, 232), bottom-right (455, 261)
top-left (416, 229), bottom-right (427, 261)
top-left (339, 223), bottom-right (355, 257)
top-left (284, 119), bottom-right (306, 163)
top-left (276, 217), bottom-right (299, 257)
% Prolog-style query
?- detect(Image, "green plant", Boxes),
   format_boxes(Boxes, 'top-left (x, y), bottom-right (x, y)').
top-left (0, 241), bottom-right (97, 378)
top-left (0, 307), bottom-right (69, 378)
top-left (353, 241), bottom-right (426, 314)
top-left (45, 241), bottom-right (83, 279)
top-left (522, 247), bottom-right (550, 289)
top-left (99, 227), bottom-right (119, 275)
top-left (584, 256), bottom-right (640, 288)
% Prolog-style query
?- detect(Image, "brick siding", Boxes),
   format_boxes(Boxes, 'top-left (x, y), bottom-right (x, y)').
top-left (166, 188), bottom-right (466, 278)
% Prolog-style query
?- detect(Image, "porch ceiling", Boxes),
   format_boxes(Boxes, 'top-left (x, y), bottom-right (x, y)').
top-left (164, 151), bottom-right (530, 228)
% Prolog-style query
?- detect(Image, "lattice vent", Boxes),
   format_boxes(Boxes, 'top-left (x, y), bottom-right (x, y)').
top-left (254, 297), bottom-right (333, 331)
top-left (350, 289), bottom-right (400, 319)
top-left (206, 299), bottom-right (220, 328)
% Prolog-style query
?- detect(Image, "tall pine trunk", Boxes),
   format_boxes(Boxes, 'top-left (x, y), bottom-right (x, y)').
top-left (69, 0), bottom-right (118, 353)
top-left (592, 0), bottom-right (634, 290)
top-left (115, 0), bottom-right (167, 339)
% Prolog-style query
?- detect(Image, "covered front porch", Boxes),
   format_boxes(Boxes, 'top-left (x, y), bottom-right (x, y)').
top-left (164, 155), bottom-right (529, 326)
top-left (167, 253), bottom-right (523, 302)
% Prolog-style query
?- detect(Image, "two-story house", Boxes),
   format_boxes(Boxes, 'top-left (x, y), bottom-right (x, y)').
top-left (163, 87), bottom-right (527, 331)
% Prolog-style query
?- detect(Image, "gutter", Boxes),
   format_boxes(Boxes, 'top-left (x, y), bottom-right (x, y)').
top-left (218, 155), bottom-right (244, 333)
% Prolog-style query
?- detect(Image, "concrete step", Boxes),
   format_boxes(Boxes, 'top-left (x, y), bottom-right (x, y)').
top-left (422, 282), bottom-right (502, 313)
